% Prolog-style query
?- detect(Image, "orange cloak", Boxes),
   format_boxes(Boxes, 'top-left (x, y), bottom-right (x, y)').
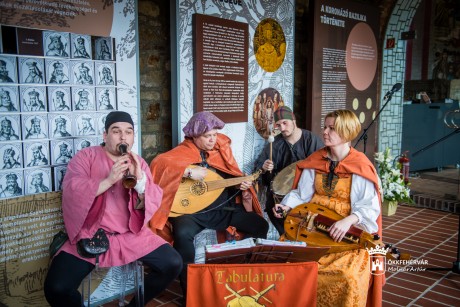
top-left (149, 134), bottom-right (262, 233)
top-left (292, 147), bottom-right (384, 307)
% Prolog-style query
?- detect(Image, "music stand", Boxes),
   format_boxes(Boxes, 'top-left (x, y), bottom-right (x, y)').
top-left (205, 245), bottom-right (329, 264)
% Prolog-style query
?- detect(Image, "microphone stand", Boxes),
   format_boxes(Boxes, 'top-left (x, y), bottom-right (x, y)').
top-left (412, 128), bottom-right (460, 157)
top-left (354, 92), bottom-right (395, 153)
top-left (412, 122), bottom-right (460, 274)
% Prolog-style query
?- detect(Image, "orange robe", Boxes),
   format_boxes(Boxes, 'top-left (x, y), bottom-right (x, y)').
top-left (293, 148), bottom-right (383, 307)
top-left (149, 134), bottom-right (263, 235)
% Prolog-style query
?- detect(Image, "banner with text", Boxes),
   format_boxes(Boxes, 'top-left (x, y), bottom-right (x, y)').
top-left (0, 192), bottom-right (64, 306)
top-left (0, 1), bottom-right (113, 37)
top-left (194, 14), bottom-right (248, 123)
top-left (187, 262), bottom-right (318, 307)
top-left (310, 0), bottom-right (379, 155)
top-left (174, 0), bottom-right (295, 173)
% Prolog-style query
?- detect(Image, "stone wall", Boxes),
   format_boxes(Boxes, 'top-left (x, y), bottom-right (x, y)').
top-left (138, 0), bottom-right (172, 164)
top-left (379, 0), bottom-right (422, 156)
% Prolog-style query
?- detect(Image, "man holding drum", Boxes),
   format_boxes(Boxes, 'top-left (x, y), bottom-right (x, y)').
top-left (255, 106), bottom-right (323, 235)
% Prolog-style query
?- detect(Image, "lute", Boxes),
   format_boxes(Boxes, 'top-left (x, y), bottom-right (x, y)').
top-left (170, 165), bottom-right (262, 217)
top-left (284, 202), bottom-right (410, 260)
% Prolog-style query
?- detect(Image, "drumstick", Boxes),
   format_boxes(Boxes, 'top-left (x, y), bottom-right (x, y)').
top-left (268, 123), bottom-right (274, 173)
top-left (269, 135), bottom-right (274, 160)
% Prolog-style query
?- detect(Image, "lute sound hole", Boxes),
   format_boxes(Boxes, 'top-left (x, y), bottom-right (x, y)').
top-left (190, 181), bottom-right (206, 196)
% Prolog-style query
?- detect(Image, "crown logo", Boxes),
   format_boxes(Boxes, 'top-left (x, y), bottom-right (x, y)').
top-left (366, 245), bottom-right (389, 256)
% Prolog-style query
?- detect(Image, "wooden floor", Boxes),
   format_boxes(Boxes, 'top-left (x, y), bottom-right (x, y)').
top-left (103, 168), bottom-right (460, 307)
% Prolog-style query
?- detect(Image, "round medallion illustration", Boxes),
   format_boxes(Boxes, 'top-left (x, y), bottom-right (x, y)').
top-left (253, 19), bottom-right (286, 72)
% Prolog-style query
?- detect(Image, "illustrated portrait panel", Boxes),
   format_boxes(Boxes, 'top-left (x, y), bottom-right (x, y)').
top-left (25, 168), bottom-right (51, 195)
top-left (71, 34), bottom-right (92, 60)
top-left (0, 170), bottom-right (24, 199)
top-left (75, 113), bottom-right (97, 137)
top-left (74, 137), bottom-right (98, 153)
top-left (0, 142), bottom-right (23, 170)
top-left (51, 139), bottom-right (74, 166)
top-left (22, 113), bottom-right (48, 140)
top-left (94, 37), bottom-right (114, 61)
top-left (18, 57), bottom-right (45, 84)
top-left (45, 59), bottom-right (70, 84)
top-left (96, 112), bottom-right (109, 135)
top-left (48, 87), bottom-right (71, 112)
top-left (72, 87), bottom-right (95, 111)
top-left (0, 114), bottom-right (21, 141)
top-left (0, 86), bottom-right (20, 113)
top-left (20, 86), bottom-right (47, 112)
top-left (96, 87), bottom-right (116, 111)
top-left (70, 60), bottom-right (94, 85)
top-left (43, 31), bottom-right (70, 58)
top-left (95, 62), bottom-right (116, 86)
top-left (0, 55), bottom-right (18, 84)
top-left (23, 140), bottom-right (50, 168)
top-left (53, 165), bottom-right (67, 191)
top-left (253, 87), bottom-right (284, 139)
top-left (49, 113), bottom-right (73, 138)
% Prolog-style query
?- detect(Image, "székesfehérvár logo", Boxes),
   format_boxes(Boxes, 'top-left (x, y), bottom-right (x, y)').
top-left (366, 245), bottom-right (388, 276)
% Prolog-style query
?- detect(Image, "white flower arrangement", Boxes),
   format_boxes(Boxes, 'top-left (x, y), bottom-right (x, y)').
top-left (374, 148), bottom-right (412, 203)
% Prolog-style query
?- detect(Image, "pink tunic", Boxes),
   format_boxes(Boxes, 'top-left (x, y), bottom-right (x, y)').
top-left (58, 146), bottom-right (167, 267)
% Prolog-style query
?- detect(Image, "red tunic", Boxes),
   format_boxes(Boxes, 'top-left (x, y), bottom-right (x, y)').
top-left (58, 146), bottom-right (167, 267)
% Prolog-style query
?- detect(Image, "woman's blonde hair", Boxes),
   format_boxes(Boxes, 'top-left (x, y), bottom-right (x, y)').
top-left (325, 109), bottom-right (361, 142)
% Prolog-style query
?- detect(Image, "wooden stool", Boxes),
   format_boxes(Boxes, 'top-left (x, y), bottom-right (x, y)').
top-left (80, 261), bottom-right (144, 306)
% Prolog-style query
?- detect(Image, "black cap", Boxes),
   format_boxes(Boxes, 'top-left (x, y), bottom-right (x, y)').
top-left (104, 111), bottom-right (134, 132)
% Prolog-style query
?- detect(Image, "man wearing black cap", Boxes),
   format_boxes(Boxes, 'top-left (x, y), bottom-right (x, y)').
top-left (44, 110), bottom-right (182, 307)
top-left (254, 106), bottom-right (323, 235)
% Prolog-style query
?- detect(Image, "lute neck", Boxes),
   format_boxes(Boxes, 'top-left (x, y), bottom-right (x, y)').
top-left (206, 172), bottom-right (259, 191)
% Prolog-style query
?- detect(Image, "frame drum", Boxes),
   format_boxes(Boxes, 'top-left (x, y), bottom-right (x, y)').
top-left (271, 161), bottom-right (298, 201)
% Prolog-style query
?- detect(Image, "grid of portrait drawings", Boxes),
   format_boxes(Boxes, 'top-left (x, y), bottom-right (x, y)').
top-left (0, 26), bottom-right (117, 199)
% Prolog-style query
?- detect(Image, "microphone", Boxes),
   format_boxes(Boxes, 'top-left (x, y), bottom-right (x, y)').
top-left (384, 83), bottom-right (402, 100)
